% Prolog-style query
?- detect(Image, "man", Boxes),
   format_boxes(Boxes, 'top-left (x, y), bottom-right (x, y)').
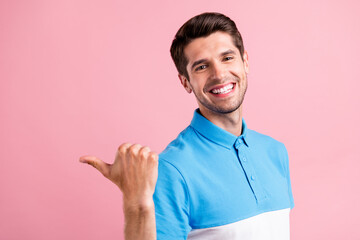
top-left (80, 12), bottom-right (294, 240)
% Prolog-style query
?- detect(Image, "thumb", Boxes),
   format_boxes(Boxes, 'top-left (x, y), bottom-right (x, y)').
top-left (79, 155), bottom-right (111, 178)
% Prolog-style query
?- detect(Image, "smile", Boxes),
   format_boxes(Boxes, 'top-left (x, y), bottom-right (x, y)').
top-left (210, 83), bottom-right (235, 95)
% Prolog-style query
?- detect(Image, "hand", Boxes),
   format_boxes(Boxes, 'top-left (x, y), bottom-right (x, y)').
top-left (79, 143), bottom-right (159, 209)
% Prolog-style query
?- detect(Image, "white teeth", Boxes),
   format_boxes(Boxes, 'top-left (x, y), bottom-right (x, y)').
top-left (211, 84), bottom-right (234, 94)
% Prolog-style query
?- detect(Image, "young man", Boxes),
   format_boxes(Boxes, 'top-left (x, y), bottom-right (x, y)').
top-left (80, 12), bottom-right (294, 240)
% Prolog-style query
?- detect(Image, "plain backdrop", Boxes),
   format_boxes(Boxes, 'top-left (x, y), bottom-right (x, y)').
top-left (1, 0), bottom-right (359, 239)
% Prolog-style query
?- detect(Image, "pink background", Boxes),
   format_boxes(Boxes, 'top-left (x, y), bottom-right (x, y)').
top-left (1, 0), bottom-right (359, 239)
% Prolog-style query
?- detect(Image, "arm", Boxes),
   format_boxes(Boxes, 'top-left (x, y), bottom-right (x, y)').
top-left (79, 143), bottom-right (158, 240)
top-left (123, 201), bottom-right (156, 240)
top-left (282, 144), bottom-right (295, 209)
top-left (153, 160), bottom-right (191, 239)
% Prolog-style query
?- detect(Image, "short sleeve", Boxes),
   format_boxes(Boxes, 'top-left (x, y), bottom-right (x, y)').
top-left (282, 144), bottom-right (295, 209)
top-left (153, 158), bottom-right (191, 240)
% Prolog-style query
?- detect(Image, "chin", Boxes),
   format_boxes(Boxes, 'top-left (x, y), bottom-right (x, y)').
top-left (204, 101), bottom-right (242, 115)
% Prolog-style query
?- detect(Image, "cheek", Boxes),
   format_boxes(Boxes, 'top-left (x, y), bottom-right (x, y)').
top-left (190, 78), bottom-right (206, 91)
top-left (239, 75), bottom-right (248, 90)
top-left (191, 83), bottom-right (202, 93)
top-left (235, 68), bottom-right (247, 80)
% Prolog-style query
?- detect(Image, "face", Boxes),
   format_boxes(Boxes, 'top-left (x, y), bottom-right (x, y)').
top-left (179, 31), bottom-right (249, 115)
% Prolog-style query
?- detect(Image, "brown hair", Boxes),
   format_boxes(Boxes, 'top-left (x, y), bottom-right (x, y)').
top-left (170, 12), bottom-right (245, 80)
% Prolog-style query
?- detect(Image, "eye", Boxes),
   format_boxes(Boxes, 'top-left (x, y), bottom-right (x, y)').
top-left (195, 65), bottom-right (207, 71)
top-left (223, 56), bottom-right (234, 61)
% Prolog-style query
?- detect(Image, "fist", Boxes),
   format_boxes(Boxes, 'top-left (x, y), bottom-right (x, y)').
top-left (80, 143), bottom-right (158, 207)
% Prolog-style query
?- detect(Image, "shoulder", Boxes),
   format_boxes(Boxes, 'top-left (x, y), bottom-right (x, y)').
top-left (248, 128), bottom-right (286, 150)
top-left (247, 128), bottom-right (288, 164)
top-left (159, 125), bottom-right (199, 167)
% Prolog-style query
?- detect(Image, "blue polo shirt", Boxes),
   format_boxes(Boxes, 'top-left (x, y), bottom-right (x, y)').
top-left (153, 109), bottom-right (294, 239)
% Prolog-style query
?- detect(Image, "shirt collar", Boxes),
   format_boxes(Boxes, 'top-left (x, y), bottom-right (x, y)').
top-left (190, 109), bottom-right (250, 150)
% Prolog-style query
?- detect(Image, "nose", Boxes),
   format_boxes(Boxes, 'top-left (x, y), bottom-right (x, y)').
top-left (210, 61), bottom-right (226, 80)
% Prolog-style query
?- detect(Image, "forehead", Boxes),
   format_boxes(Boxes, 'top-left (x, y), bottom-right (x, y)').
top-left (184, 31), bottom-right (239, 62)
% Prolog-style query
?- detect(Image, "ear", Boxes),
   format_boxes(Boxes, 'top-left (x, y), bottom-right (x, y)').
top-left (242, 51), bottom-right (249, 74)
top-left (178, 74), bottom-right (192, 93)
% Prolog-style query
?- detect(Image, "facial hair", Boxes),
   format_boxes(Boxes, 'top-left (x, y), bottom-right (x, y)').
top-left (190, 75), bottom-right (248, 114)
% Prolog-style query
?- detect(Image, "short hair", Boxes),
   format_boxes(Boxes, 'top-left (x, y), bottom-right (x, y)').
top-left (170, 12), bottom-right (245, 80)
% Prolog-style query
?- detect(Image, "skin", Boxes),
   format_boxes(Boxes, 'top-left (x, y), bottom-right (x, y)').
top-left (179, 31), bottom-right (249, 136)
top-left (79, 31), bottom-right (249, 240)
top-left (79, 144), bottom-right (158, 240)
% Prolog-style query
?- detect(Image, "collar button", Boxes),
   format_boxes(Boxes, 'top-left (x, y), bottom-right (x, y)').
top-left (235, 138), bottom-right (243, 149)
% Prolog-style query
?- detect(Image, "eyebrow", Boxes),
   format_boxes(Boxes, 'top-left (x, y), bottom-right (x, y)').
top-left (191, 59), bottom-right (207, 71)
top-left (190, 49), bottom-right (237, 71)
top-left (220, 49), bottom-right (236, 56)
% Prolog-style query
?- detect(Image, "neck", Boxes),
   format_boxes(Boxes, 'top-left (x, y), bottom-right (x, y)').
top-left (198, 105), bottom-right (243, 136)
